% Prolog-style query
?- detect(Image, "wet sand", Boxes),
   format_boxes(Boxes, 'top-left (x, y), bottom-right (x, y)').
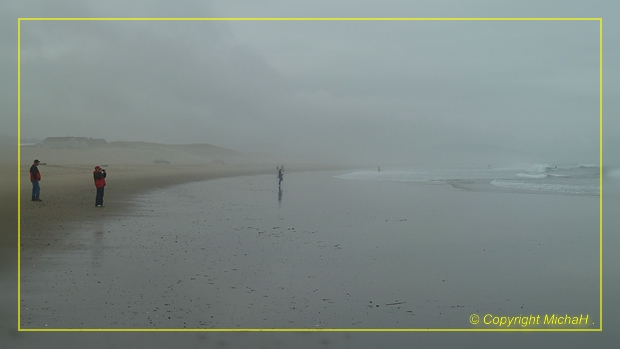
top-left (18, 142), bottom-right (347, 253)
top-left (18, 145), bottom-right (356, 329)
top-left (19, 162), bottom-right (318, 251)
top-left (19, 170), bottom-right (600, 329)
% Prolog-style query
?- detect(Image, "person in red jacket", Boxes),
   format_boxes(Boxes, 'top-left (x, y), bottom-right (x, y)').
top-left (30, 159), bottom-right (42, 201)
top-left (93, 166), bottom-right (107, 207)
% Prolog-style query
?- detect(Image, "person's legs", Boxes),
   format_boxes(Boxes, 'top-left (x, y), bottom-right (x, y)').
top-left (95, 187), bottom-right (103, 206)
top-left (31, 180), bottom-right (40, 200)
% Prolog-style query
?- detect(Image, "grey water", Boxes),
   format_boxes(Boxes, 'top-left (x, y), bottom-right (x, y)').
top-left (336, 163), bottom-right (600, 196)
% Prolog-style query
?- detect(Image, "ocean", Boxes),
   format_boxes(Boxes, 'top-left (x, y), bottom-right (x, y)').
top-left (20, 166), bottom-right (600, 329)
top-left (336, 163), bottom-right (600, 196)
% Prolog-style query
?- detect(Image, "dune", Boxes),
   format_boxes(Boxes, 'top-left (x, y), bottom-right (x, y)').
top-left (19, 141), bottom-right (243, 167)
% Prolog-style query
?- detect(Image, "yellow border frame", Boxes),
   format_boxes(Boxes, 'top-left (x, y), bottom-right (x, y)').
top-left (17, 17), bottom-right (603, 332)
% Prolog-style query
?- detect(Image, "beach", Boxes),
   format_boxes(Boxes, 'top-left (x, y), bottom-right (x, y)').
top-left (18, 143), bottom-right (342, 253)
top-left (20, 162), bottom-right (288, 251)
top-left (3, 0), bottom-right (615, 346)
top-left (18, 152), bottom-right (600, 329)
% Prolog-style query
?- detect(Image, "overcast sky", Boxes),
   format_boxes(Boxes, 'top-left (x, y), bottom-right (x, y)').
top-left (5, 1), bottom-right (616, 166)
top-left (1, 1), bottom-right (620, 347)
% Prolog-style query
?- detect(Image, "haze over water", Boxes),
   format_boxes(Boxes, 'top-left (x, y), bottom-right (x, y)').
top-left (337, 163), bottom-right (600, 196)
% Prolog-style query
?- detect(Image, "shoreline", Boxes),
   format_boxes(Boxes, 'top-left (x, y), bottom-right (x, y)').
top-left (19, 162), bottom-right (353, 253)
top-left (18, 166), bottom-right (600, 329)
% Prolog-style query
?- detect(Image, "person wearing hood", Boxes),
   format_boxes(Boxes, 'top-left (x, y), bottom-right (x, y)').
top-left (93, 166), bottom-right (107, 207)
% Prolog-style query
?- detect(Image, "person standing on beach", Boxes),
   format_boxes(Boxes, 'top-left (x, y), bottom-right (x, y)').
top-left (30, 159), bottom-right (42, 201)
top-left (277, 166), bottom-right (284, 187)
top-left (93, 166), bottom-right (107, 207)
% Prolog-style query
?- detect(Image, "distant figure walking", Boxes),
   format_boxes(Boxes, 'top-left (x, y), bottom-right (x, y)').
top-left (30, 159), bottom-right (42, 201)
top-left (377, 166), bottom-right (381, 172)
top-left (277, 165), bottom-right (284, 187)
top-left (93, 166), bottom-right (107, 207)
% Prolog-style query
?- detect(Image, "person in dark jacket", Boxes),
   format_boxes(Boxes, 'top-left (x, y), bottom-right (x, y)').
top-left (277, 165), bottom-right (284, 187)
top-left (93, 166), bottom-right (107, 207)
top-left (30, 159), bottom-right (42, 201)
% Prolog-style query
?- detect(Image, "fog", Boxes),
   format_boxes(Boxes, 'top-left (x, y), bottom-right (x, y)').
top-left (15, 13), bottom-right (600, 166)
top-left (1, 1), bottom-right (619, 348)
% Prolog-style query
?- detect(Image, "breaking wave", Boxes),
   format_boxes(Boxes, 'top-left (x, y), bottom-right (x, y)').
top-left (491, 180), bottom-right (599, 196)
top-left (335, 164), bottom-right (599, 196)
top-left (516, 173), bottom-right (547, 179)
